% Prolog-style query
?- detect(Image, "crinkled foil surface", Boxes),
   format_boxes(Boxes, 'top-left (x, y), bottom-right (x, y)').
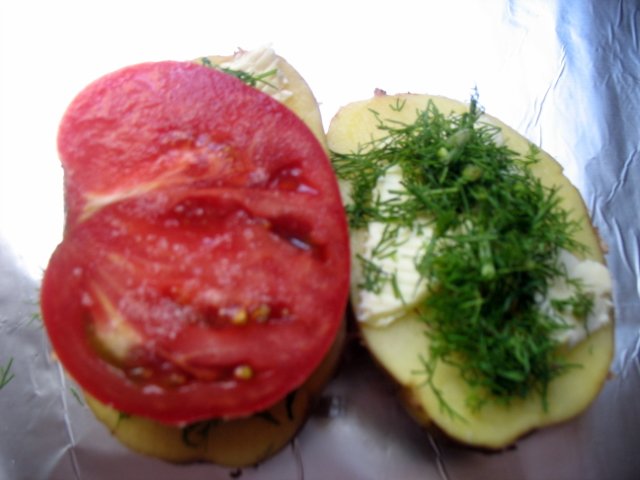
top-left (1, 1), bottom-right (639, 479)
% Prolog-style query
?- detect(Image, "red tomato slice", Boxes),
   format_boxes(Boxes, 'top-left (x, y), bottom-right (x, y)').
top-left (57, 61), bottom-right (336, 227)
top-left (42, 62), bottom-right (350, 424)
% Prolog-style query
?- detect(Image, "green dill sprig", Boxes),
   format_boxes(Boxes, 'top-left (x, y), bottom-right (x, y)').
top-left (198, 57), bottom-right (278, 89)
top-left (182, 419), bottom-right (220, 448)
top-left (418, 355), bottom-right (467, 422)
top-left (551, 285), bottom-right (595, 322)
top-left (356, 253), bottom-right (390, 294)
top-left (331, 96), bottom-right (593, 411)
top-left (70, 386), bottom-right (84, 406)
top-left (332, 147), bottom-right (387, 229)
top-left (27, 287), bottom-right (43, 327)
top-left (28, 310), bottom-right (42, 327)
top-left (115, 411), bottom-right (132, 431)
top-left (0, 358), bottom-right (15, 390)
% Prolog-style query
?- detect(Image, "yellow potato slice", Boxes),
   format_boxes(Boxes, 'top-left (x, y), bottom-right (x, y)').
top-left (85, 321), bottom-right (345, 467)
top-left (327, 92), bottom-right (614, 449)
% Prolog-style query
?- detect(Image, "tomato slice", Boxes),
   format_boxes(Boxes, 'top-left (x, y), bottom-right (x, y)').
top-left (57, 61), bottom-right (337, 227)
top-left (42, 62), bottom-right (350, 424)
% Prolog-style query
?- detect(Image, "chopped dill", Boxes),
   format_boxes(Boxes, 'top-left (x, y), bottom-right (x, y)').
top-left (285, 390), bottom-right (297, 421)
top-left (0, 358), bottom-right (15, 390)
top-left (28, 310), bottom-right (42, 327)
top-left (182, 419), bottom-right (221, 448)
top-left (27, 288), bottom-right (43, 327)
top-left (198, 57), bottom-right (278, 89)
top-left (356, 253), bottom-right (389, 294)
top-left (70, 386), bottom-right (84, 406)
top-left (418, 355), bottom-right (467, 422)
top-left (390, 98), bottom-right (407, 112)
top-left (113, 410), bottom-right (132, 432)
top-left (254, 410), bottom-right (281, 426)
top-left (551, 287), bottom-right (595, 322)
top-left (331, 95), bottom-right (592, 411)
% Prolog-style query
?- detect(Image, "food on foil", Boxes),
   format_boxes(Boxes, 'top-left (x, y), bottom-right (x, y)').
top-left (40, 47), bottom-right (350, 467)
top-left (327, 92), bottom-right (613, 449)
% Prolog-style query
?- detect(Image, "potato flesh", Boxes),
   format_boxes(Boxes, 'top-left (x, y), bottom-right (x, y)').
top-left (86, 320), bottom-right (345, 467)
top-left (327, 93), bottom-right (614, 449)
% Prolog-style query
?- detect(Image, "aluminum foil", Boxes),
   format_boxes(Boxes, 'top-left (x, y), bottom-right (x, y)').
top-left (1, 1), bottom-right (639, 479)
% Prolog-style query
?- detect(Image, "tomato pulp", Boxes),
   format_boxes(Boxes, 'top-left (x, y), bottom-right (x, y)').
top-left (41, 62), bottom-right (350, 424)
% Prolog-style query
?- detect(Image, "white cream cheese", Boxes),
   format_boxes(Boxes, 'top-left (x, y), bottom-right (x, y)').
top-left (353, 165), bottom-right (432, 326)
top-left (220, 46), bottom-right (293, 102)
top-left (538, 249), bottom-right (612, 346)
top-left (353, 165), bottom-right (612, 349)
top-left (355, 221), bottom-right (432, 326)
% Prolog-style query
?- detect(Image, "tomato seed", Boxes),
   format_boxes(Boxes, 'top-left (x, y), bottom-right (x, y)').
top-left (219, 306), bottom-right (249, 325)
top-left (166, 372), bottom-right (188, 387)
top-left (251, 304), bottom-right (271, 323)
top-left (233, 365), bottom-right (253, 380)
top-left (232, 309), bottom-right (248, 325)
top-left (128, 366), bottom-right (153, 380)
